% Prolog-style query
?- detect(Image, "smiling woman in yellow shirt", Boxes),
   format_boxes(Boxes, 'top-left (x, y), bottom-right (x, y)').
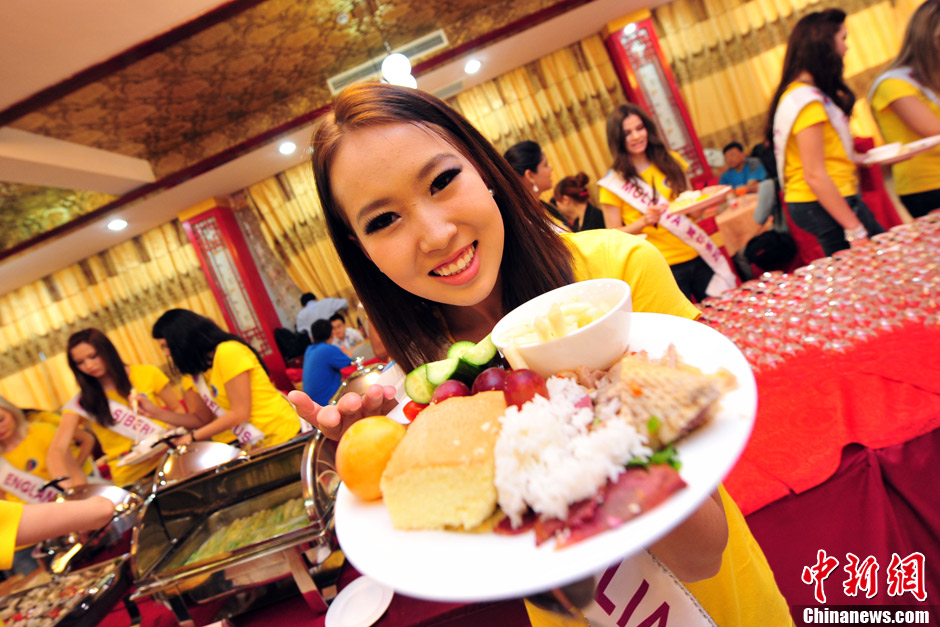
top-left (138, 309), bottom-right (300, 450)
top-left (868, 0), bottom-right (940, 219)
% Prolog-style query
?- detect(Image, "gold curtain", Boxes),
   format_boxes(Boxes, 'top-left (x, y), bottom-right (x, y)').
top-left (653, 0), bottom-right (921, 152)
top-left (448, 34), bottom-right (628, 199)
top-left (246, 165), bottom-right (358, 313)
top-left (0, 222), bottom-right (225, 410)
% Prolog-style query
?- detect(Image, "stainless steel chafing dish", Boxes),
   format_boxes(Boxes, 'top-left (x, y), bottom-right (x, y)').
top-left (129, 432), bottom-right (343, 623)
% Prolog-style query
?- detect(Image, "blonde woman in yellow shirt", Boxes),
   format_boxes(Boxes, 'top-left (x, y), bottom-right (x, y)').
top-left (869, 0), bottom-right (940, 219)
top-left (49, 329), bottom-right (205, 489)
top-left (768, 8), bottom-right (884, 256)
top-left (138, 309), bottom-right (300, 450)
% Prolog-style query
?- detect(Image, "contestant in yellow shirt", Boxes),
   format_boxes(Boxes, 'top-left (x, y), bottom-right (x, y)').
top-left (286, 82), bottom-right (789, 625)
top-left (767, 8), bottom-right (883, 256)
top-left (868, 1), bottom-right (940, 219)
top-left (49, 329), bottom-right (202, 489)
top-left (140, 310), bottom-right (300, 450)
top-left (598, 103), bottom-right (718, 303)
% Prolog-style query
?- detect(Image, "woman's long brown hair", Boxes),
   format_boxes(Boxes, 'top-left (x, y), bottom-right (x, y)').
top-left (309, 83), bottom-right (574, 371)
top-left (766, 8), bottom-right (855, 142)
top-left (66, 328), bottom-right (132, 427)
top-left (606, 104), bottom-right (688, 199)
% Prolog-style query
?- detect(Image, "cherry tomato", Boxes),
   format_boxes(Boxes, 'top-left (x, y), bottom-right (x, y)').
top-left (402, 401), bottom-right (428, 422)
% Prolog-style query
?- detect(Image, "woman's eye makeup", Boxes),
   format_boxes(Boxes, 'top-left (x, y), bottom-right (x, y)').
top-left (430, 167), bottom-right (460, 194)
top-left (364, 212), bottom-right (397, 234)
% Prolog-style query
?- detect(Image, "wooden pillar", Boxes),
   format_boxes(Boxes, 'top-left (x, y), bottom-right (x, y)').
top-left (178, 198), bottom-right (291, 391)
top-left (604, 10), bottom-right (714, 188)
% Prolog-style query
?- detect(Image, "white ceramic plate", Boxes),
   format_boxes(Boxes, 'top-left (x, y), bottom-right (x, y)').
top-left (667, 185), bottom-right (732, 215)
top-left (863, 135), bottom-right (940, 166)
top-left (325, 576), bottom-right (394, 627)
top-left (334, 313), bottom-right (758, 603)
top-left (114, 428), bottom-right (184, 467)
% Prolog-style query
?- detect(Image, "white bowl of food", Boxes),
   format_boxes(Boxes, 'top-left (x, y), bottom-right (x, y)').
top-left (490, 278), bottom-right (632, 379)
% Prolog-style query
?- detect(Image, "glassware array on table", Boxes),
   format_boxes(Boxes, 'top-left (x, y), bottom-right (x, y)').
top-left (698, 212), bottom-right (940, 372)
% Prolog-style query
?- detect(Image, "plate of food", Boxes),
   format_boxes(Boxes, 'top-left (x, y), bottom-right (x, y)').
top-left (666, 185), bottom-right (732, 215)
top-left (334, 312), bottom-right (757, 603)
top-left (862, 136), bottom-right (940, 166)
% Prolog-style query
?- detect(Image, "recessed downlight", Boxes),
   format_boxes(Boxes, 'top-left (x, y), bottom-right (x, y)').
top-left (107, 219), bottom-right (128, 232)
top-left (464, 59), bottom-right (482, 75)
top-left (279, 141), bottom-right (297, 155)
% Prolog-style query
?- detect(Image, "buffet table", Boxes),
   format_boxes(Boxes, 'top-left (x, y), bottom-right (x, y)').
top-left (704, 212), bottom-right (940, 619)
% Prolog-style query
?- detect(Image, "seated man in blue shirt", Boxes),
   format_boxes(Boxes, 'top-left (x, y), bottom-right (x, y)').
top-left (302, 319), bottom-right (353, 406)
top-left (719, 142), bottom-right (767, 193)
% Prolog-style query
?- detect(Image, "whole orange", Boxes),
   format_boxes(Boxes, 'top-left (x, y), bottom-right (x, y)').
top-left (336, 416), bottom-right (407, 501)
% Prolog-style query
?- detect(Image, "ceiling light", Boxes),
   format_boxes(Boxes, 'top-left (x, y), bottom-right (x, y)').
top-left (381, 53), bottom-right (411, 81)
top-left (464, 59), bottom-right (482, 75)
top-left (387, 73), bottom-right (417, 88)
top-left (107, 219), bottom-right (128, 232)
top-left (279, 141), bottom-right (297, 155)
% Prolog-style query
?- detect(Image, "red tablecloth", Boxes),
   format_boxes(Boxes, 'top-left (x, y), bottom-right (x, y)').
top-left (725, 322), bottom-right (940, 515)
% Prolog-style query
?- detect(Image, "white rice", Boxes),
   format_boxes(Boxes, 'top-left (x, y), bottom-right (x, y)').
top-left (494, 376), bottom-right (651, 527)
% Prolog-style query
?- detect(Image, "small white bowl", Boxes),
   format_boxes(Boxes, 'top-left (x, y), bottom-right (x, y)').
top-left (491, 278), bottom-right (632, 379)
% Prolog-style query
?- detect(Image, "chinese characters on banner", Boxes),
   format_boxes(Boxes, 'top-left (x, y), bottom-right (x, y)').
top-left (802, 550), bottom-right (927, 604)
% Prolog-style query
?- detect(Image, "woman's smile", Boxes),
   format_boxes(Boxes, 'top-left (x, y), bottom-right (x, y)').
top-left (330, 123), bottom-right (505, 308)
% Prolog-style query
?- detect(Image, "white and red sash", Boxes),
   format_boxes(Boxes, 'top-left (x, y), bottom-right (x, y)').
top-left (597, 170), bottom-right (736, 297)
top-left (0, 458), bottom-right (58, 503)
top-left (579, 552), bottom-right (716, 626)
top-left (192, 374), bottom-right (265, 446)
top-left (64, 395), bottom-right (165, 442)
top-left (772, 84), bottom-right (855, 186)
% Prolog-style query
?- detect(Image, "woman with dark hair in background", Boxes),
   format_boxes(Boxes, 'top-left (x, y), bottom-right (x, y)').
top-left (869, 0), bottom-right (940, 218)
top-left (49, 328), bottom-right (188, 488)
top-left (553, 172), bottom-right (605, 232)
top-left (288, 82), bottom-right (789, 626)
top-left (768, 8), bottom-right (884, 254)
top-left (139, 309), bottom-right (301, 449)
top-left (598, 103), bottom-right (737, 302)
top-left (503, 140), bottom-right (569, 231)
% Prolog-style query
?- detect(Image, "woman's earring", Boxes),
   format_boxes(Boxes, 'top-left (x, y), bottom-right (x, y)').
top-left (488, 188), bottom-right (494, 196)
top-left (532, 184), bottom-right (539, 193)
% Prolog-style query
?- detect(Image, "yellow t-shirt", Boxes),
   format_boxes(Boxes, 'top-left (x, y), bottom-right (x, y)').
top-left (180, 375), bottom-right (237, 444)
top-left (63, 364), bottom-right (172, 487)
top-left (561, 229), bottom-right (701, 321)
top-left (2, 422), bottom-right (57, 504)
top-left (782, 82), bottom-right (858, 202)
top-left (526, 486), bottom-right (792, 626)
top-left (203, 341), bottom-right (299, 449)
top-left (0, 500), bottom-right (24, 570)
top-left (598, 154), bottom-right (699, 266)
top-left (870, 77), bottom-right (940, 196)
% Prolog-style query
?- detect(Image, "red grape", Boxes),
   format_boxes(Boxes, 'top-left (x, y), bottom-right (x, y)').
top-left (430, 379), bottom-right (471, 403)
top-left (471, 367), bottom-right (508, 394)
top-left (503, 369), bottom-right (548, 408)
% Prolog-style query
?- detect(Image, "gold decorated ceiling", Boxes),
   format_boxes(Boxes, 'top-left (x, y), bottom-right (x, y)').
top-left (1, 0), bottom-right (585, 257)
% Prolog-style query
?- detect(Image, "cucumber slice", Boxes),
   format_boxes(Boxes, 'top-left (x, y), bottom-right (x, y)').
top-left (446, 340), bottom-right (476, 359)
top-left (459, 334), bottom-right (499, 369)
top-left (404, 364), bottom-right (435, 404)
top-left (425, 357), bottom-right (479, 386)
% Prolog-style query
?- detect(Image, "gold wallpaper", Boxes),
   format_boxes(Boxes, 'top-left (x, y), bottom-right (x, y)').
top-left (9, 0), bottom-right (570, 179)
top-left (0, 182), bottom-right (115, 252)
